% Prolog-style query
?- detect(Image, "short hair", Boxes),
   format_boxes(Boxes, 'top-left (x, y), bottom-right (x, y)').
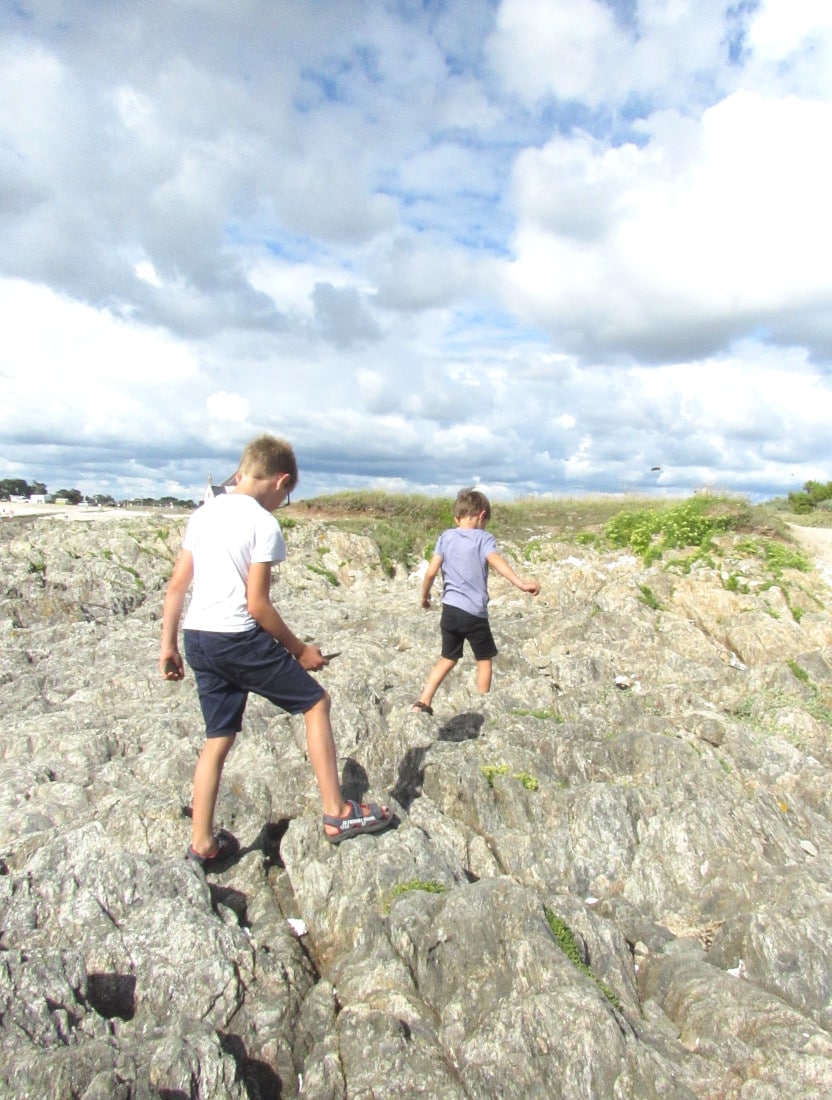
top-left (238, 434), bottom-right (298, 490)
top-left (454, 487), bottom-right (491, 521)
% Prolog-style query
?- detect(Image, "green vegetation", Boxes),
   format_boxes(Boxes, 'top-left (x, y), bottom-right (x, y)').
top-left (122, 564), bottom-right (144, 588)
top-left (384, 879), bottom-right (447, 912)
top-left (637, 583), bottom-right (664, 610)
top-left (0, 478), bottom-right (46, 498)
top-left (544, 908), bottom-right (621, 1010)
top-left (390, 879), bottom-right (447, 900)
top-left (481, 763), bottom-right (510, 786)
top-left (760, 539), bottom-right (810, 576)
top-left (509, 707), bottom-right (559, 720)
top-left (730, 670), bottom-right (832, 739)
top-left (787, 479), bottom-right (832, 515)
top-left (306, 563), bottom-right (339, 586)
top-left (604, 495), bottom-right (753, 565)
top-left (787, 659), bottom-right (810, 685)
top-left (301, 491), bottom-right (711, 575)
top-left (300, 491), bottom-right (456, 576)
top-left (297, 490), bottom-right (804, 576)
top-left (481, 762), bottom-right (540, 791)
top-left (514, 771), bottom-right (540, 791)
top-left (734, 538), bottom-right (808, 574)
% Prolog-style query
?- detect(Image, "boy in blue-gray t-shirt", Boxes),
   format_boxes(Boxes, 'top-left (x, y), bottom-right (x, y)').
top-left (412, 488), bottom-right (539, 714)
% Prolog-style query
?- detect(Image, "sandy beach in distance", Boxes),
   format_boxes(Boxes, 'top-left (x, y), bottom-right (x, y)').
top-left (0, 501), bottom-right (185, 522)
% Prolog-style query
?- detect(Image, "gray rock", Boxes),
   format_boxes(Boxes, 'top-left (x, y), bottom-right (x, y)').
top-left (2, 511), bottom-right (832, 1097)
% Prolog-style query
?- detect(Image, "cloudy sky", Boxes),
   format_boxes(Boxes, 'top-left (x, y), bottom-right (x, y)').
top-left (1, 0), bottom-right (831, 504)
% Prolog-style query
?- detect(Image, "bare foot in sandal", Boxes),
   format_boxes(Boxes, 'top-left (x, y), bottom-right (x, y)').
top-left (323, 800), bottom-right (394, 844)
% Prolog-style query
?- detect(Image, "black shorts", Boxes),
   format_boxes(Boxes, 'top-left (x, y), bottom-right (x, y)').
top-left (440, 603), bottom-right (497, 662)
top-left (184, 626), bottom-right (325, 737)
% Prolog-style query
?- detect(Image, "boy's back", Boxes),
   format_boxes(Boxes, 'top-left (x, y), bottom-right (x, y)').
top-left (412, 487), bottom-right (539, 714)
top-left (183, 493), bottom-right (286, 632)
top-left (435, 526), bottom-right (497, 618)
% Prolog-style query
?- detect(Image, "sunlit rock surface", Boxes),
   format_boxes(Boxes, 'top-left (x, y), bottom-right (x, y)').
top-left (2, 511), bottom-right (831, 1098)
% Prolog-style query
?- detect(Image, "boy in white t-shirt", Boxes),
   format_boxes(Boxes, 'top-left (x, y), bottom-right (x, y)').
top-left (412, 488), bottom-right (539, 715)
top-left (160, 434), bottom-right (392, 866)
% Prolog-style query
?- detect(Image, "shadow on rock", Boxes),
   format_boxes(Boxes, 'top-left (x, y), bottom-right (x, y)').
top-left (437, 712), bottom-right (485, 743)
top-left (341, 756), bottom-right (370, 803)
top-left (392, 712), bottom-right (484, 810)
top-left (219, 1030), bottom-right (282, 1100)
top-left (86, 972), bottom-right (137, 1020)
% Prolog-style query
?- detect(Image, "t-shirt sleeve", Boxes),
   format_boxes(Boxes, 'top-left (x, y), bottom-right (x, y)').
top-left (480, 532), bottom-right (498, 558)
top-left (182, 507), bottom-right (203, 552)
top-left (252, 512), bottom-right (286, 564)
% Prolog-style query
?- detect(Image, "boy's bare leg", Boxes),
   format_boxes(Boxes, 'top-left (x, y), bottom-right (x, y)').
top-left (476, 658), bottom-right (493, 694)
top-left (414, 656), bottom-right (457, 710)
top-left (304, 694), bottom-right (389, 835)
top-left (191, 734), bottom-right (236, 856)
top-left (302, 694), bottom-right (343, 817)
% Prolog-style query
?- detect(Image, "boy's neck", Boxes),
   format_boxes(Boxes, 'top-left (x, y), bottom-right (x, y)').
top-left (235, 475), bottom-right (270, 505)
top-left (456, 514), bottom-right (485, 530)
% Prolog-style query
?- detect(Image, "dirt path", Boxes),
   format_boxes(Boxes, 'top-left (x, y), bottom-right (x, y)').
top-left (788, 524), bottom-right (832, 582)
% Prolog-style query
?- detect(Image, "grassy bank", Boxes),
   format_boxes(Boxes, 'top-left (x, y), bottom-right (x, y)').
top-left (295, 491), bottom-right (801, 576)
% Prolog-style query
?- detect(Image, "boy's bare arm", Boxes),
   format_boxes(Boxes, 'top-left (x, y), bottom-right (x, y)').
top-left (160, 549), bottom-right (194, 679)
top-left (247, 561), bottom-right (326, 670)
top-left (421, 554), bottom-right (443, 608)
top-left (486, 551), bottom-right (540, 596)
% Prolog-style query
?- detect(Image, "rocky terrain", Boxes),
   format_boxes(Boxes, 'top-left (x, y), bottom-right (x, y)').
top-left (1, 507), bottom-right (832, 1099)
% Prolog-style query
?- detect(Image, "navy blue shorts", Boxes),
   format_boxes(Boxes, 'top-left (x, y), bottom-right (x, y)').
top-left (440, 604), bottom-right (497, 662)
top-left (184, 626), bottom-right (325, 738)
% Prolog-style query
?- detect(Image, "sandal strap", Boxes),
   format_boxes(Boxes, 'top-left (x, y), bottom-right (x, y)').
top-left (323, 800), bottom-right (383, 830)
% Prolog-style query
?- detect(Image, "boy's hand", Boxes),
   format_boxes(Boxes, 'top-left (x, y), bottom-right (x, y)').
top-left (161, 652), bottom-right (184, 680)
top-left (298, 644), bottom-right (327, 671)
top-left (521, 579), bottom-right (540, 596)
top-left (421, 594), bottom-right (432, 609)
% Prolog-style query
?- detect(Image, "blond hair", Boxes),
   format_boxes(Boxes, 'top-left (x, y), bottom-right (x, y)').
top-left (454, 487), bottom-right (491, 521)
top-left (238, 434), bottom-right (298, 489)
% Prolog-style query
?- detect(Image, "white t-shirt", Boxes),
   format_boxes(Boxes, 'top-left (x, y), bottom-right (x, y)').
top-left (182, 493), bottom-right (286, 632)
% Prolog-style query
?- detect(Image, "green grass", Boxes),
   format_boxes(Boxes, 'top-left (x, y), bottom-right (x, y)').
top-left (481, 763), bottom-right (510, 786)
top-left (390, 878), bottom-right (446, 899)
top-left (289, 490), bottom-right (804, 576)
top-left (306, 563), bottom-right (339, 586)
top-left (544, 908), bottom-right (621, 1010)
top-left (787, 659), bottom-right (810, 685)
top-left (509, 707), bottom-right (560, 721)
top-left (384, 879), bottom-right (447, 912)
top-left (481, 762), bottom-right (540, 791)
top-left (604, 495), bottom-right (753, 564)
top-left (637, 583), bottom-right (663, 610)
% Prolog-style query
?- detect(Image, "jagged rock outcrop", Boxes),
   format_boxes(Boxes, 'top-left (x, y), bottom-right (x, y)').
top-left (1, 510), bottom-right (831, 1098)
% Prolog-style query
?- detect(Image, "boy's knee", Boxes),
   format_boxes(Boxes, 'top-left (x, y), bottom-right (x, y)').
top-left (309, 691), bottom-right (331, 714)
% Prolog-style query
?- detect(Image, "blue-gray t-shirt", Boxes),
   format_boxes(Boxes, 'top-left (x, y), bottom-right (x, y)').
top-left (435, 527), bottom-right (497, 618)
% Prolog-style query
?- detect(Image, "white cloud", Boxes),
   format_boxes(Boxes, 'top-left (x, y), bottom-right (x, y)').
top-left (743, 0), bottom-right (832, 98)
top-left (487, 0), bottom-right (732, 109)
top-left (1, 2), bottom-right (831, 504)
top-left (205, 391), bottom-right (250, 423)
top-left (506, 90), bottom-right (832, 359)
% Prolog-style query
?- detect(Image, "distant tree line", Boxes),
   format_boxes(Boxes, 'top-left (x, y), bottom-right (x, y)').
top-left (787, 480), bottom-right (832, 515)
top-left (0, 478), bottom-right (47, 498)
top-left (0, 478), bottom-right (194, 509)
